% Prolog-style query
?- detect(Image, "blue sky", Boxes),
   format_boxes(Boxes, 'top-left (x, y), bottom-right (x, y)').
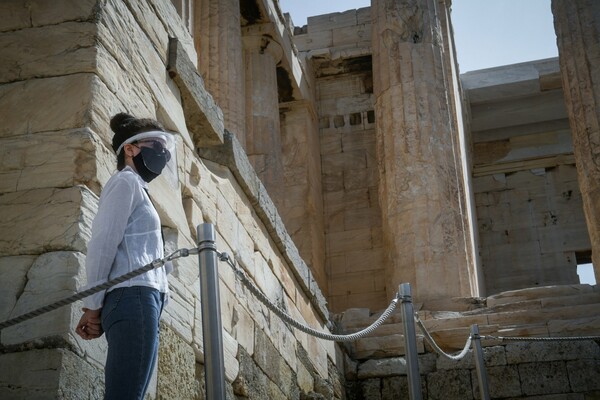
top-left (279, 0), bottom-right (596, 285)
top-left (279, 0), bottom-right (558, 73)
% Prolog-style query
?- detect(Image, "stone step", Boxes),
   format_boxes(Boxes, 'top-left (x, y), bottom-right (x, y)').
top-left (486, 284), bottom-right (597, 307)
top-left (350, 333), bottom-right (425, 360)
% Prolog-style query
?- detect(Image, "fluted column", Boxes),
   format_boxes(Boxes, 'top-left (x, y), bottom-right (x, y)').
top-left (552, 0), bottom-right (600, 280)
top-left (243, 33), bottom-right (285, 209)
top-left (195, 0), bottom-right (245, 146)
top-left (371, 0), bottom-right (472, 303)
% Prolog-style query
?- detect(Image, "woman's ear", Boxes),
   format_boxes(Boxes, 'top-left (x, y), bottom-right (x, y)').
top-left (123, 143), bottom-right (136, 158)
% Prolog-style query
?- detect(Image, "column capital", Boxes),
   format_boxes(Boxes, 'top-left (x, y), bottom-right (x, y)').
top-left (242, 33), bottom-right (283, 65)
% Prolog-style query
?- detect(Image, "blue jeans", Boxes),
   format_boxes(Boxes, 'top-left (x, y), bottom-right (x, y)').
top-left (101, 287), bottom-right (165, 400)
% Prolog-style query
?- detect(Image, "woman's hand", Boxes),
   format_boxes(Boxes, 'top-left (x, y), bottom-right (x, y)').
top-left (76, 308), bottom-right (103, 340)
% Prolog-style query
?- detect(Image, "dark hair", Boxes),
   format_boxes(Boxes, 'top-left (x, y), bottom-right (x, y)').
top-left (110, 112), bottom-right (165, 170)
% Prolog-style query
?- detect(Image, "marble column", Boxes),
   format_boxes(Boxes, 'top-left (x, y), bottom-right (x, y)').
top-left (552, 0), bottom-right (600, 280)
top-left (280, 100), bottom-right (327, 292)
top-left (371, 0), bottom-right (472, 303)
top-left (195, 0), bottom-right (246, 147)
top-left (243, 33), bottom-right (285, 210)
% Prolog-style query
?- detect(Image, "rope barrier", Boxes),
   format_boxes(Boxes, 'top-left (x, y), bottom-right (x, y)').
top-left (218, 252), bottom-right (399, 341)
top-left (482, 334), bottom-right (600, 342)
top-left (2, 243), bottom-right (597, 349)
top-left (0, 248), bottom-right (197, 330)
top-left (414, 313), bottom-right (473, 360)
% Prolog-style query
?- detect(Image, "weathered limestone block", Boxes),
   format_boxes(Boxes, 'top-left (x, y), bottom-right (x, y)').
top-left (0, 129), bottom-right (107, 195)
top-left (566, 358), bottom-right (600, 392)
top-left (353, 334), bottom-right (424, 360)
top-left (97, 2), bottom-right (193, 145)
top-left (471, 365), bottom-right (521, 399)
top-left (0, 348), bottom-right (103, 400)
top-left (360, 378), bottom-right (381, 400)
top-left (0, 0), bottom-right (97, 32)
top-left (0, 256), bottom-right (35, 320)
top-left (1, 252), bottom-right (86, 346)
top-left (253, 327), bottom-right (298, 398)
top-left (0, 186), bottom-right (96, 256)
top-left (161, 276), bottom-right (196, 345)
top-left (0, 74), bottom-right (97, 138)
top-left (234, 346), bottom-right (269, 399)
top-left (157, 325), bottom-right (201, 400)
top-left (505, 340), bottom-right (600, 364)
top-left (426, 369), bottom-right (472, 400)
top-left (487, 284), bottom-right (594, 307)
top-left (547, 316), bottom-right (600, 337)
top-left (357, 358), bottom-right (407, 379)
top-left (381, 376), bottom-right (427, 400)
top-left (0, 21), bottom-right (97, 84)
top-left (519, 361), bottom-right (569, 396)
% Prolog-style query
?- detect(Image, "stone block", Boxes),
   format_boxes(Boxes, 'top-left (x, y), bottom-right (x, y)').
top-left (0, 129), bottom-right (103, 194)
top-left (0, 74), bottom-right (98, 138)
top-left (1, 252), bottom-right (87, 346)
top-left (157, 325), bottom-right (200, 399)
top-left (566, 358), bottom-right (600, 392)
top-left (253, 327), bottom-right (298, 398)
top-left (234, 346), bottom-right (268, 399)
top-left (332, 24), bottom-right (371, 47)
top-left (358, 358), bottom-right (408, 379)
top-left (506, 340), bottom-right (600, 364)
top-left (472, 365), bottom-right (521, 399)
top-left (327, 228), bottom-right (373, 254)
top-left (381, 376), bottom-right (429, 400)
top-left (223, 329), bottom-right (240, 383)
top-left (0, 348), bottom-right (103, 400)
top-left (295, 30), bottom-right (333, 52)
top-left (422, 314), bottom-right (489, 331)
top-left (353, 334), bottom-right (424, 360)
top-left (426, 369), bottom-right (473, 400)
top-left (519, 361), bottom-right (569, 396)
top-left (0, 255), bottom-right (35, 320)
top-left (296, 358), bottom-right (315, 395)
top-left (360, 378), bottom-right (382, 400)
top-left (0, 0), bottom-right (31, 31)
top-left (0, 22), bottom-right (97, 84)
top-left (547, 316), bottom-right (600, 337)
top-left (161, 277), bottom-right (195, 345)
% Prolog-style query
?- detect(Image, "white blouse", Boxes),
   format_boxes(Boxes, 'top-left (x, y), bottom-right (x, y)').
top-left (83, 166), bottom-right (170, 310)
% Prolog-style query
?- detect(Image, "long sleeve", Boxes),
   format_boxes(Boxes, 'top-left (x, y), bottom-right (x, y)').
top-left (83, 175), bottom-right (138, 310)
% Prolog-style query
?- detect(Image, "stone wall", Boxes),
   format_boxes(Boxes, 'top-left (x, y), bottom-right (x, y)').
top-left (0, 0), bottom-right (341, 398)
top-left (463, 59), bottom-right (591, 295)
top-left (294, 8), bottom-right (386, 313)
top-left (345, 340), bottom-right (600, 399)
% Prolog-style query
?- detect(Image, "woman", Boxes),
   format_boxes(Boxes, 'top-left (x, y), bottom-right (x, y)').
top-left (76, 112), bottom-right (173, 399)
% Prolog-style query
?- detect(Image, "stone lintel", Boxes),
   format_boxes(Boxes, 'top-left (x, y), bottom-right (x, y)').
top-left (472, 154), bottom-right (576, 177)
top-left (197, 130), bottom-right (329, 322)
top-left (461, 57), bottom-right (561, 105)
top-left (167, 37), bottom-right (224, 147)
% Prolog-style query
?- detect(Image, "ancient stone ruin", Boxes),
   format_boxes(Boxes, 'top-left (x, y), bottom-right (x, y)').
top-left (0, 0), bottom-right (598, 399)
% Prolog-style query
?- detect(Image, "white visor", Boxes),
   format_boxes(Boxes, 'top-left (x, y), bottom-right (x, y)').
top-left (116, 129), bottom-right (179, 188)
top-left (115, 130), bottom-right (175, 155)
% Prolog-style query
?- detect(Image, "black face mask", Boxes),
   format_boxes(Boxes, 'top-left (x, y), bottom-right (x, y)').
top-left (132, 142), bottom-right (171, 183)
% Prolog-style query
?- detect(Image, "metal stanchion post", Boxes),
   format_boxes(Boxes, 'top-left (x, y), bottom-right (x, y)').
top-left (399, 283), bottom-right (423, 400)
top-left (471, 324), bottom-right (490, 400)
top-left (197, 223), bottom-right (226, 400)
